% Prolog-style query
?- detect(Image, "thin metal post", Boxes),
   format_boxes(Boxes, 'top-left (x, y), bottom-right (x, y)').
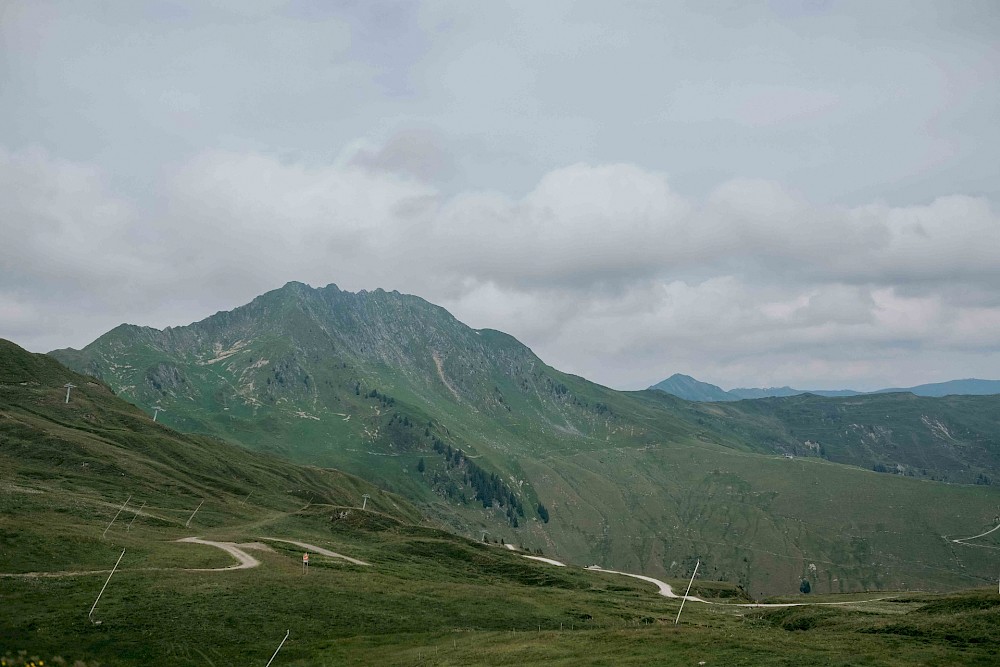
top-left (126, 501), bottom-right (146, 531)
top-left (185, 499), bottom-right (204, 528)
top-left (102, 495), bottom-right (132, 538)
top-left (674, 559), bottom-right (700, 625)
top-left (265, 629), bottom-right (289, 666)
top-left (89, 548), bottom-right (125, 623)
top-left (362, 494), bottom-right (370, 510)
top-left (64, 383), bottom-right (76, 403)
top-left (240, 491), bottom-right (252, 507)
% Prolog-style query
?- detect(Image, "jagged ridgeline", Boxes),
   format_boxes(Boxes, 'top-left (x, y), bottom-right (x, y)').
top-left (50, 282), bottom-right (653, 532)
top-left (49, 282), bottom-right (1000, 594)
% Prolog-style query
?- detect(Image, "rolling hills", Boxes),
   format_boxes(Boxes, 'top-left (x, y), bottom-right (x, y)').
top-left (3, 339), bottom-right (1000, 666)
top-left (45, 282), bottom-right (1000, 596)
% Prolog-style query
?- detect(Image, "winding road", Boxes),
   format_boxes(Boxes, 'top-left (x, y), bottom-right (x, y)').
top-left (950, 522), bottom-right (1000, 549)
top-left (0, 533), bottom-right (921, 610)
top-left (258, 537), bottom-right (370, 565)
top-left (578, 563), bottom-right (891, 608)
top-left (176, 537), bottom-right (269, 571)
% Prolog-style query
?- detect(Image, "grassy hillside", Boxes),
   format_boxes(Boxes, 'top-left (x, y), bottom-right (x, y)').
top-left (3, 342), bottom-right (999, 665)
top-left (45, 283), bottom-right (722, 540)
top-left (687, 392), bottom-right (1000, 484)
top-left (43, 283), bottom-right (1000, 595)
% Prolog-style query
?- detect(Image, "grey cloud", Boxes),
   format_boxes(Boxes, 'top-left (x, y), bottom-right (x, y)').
top-left (348, 128), bottom-right (454, 182)
top-left (3, 142), bottom-right (1000, 390)
top-left (2, 1), bottom-right (999, 390)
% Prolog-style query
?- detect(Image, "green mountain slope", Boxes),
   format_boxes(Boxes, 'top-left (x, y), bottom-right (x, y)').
top-left (46, 283), bottom-right (1000, 595)
top-left (3, 341), bottom-right (999, 665)
top-left (689, 392), bottom-right (1000, 485)
top-left (48, 282), bottom-right (713, 533)
top-left (0, 338), bottom-right (420, 540)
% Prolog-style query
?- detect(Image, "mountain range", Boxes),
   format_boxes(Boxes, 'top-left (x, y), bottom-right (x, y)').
top-left (5, 337), bottom-right (997, 665)
top-left (651, 373), bottom-right (1000, 402)
top-left (44, 281), bottom-right (1000, 595)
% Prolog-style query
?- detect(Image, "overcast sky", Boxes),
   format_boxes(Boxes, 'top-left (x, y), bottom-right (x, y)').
top-left (2, 1), bottom-right (999, 391)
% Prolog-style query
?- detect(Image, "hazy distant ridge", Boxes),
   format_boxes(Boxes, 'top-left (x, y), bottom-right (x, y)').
top-left (652, 373), bottom-right (1000, 402)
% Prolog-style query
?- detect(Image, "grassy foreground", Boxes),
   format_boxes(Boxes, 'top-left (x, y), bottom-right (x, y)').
top-left (3, 478), bottom-right (999, 665)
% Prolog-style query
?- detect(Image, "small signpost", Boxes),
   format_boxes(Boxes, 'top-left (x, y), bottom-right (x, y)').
top-left (302, 552), bottom-right (309, 574)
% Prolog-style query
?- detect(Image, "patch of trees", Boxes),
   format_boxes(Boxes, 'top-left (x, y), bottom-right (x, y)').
top-left (366, 388), bottom-right (395, 407)
top-left (537, 502), bottom-right (549, 523)
top-left (430, 437), bottom-right (525, 527)
top-left (384, 411), bottom-right (419, 451)
top-left (975, 473), bottom-right (992, 486)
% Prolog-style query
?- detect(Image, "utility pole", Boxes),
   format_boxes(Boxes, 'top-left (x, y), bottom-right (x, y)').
top-left (185, 500), bottom-right (205, 528)
top-left (265, 630), bottom-right (290, 667)
top-left (126, 501), bottom-right (145, 532)
top-left (63, 383), bottom-right (76, 403)
top-left (674, 559), bottom-right (700, 625)
top-left (153, 406), bottom-right (164, 422)
top-left (361, 494), bottom-right (370, 511)
top-left (89, 548), bottom-right (125, 624)
top-left (102, 495), bottom-right (132, 538)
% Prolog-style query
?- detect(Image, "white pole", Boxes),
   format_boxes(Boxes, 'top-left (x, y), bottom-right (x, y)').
top-left (362, 494), bottom-right (370, 510)
top-left (153, 407), bottom-right (164, 422)
top-left (126, 501), bottom-right (145, 532)
top-left (674, 559), bottom-right (700, 626)
top-left (240, 491), bottom-right (252, 507)
top-left (185, 500), bottom-right (205, 528)
top-left (64, 383), bottom-right (76, 403)
top-left (89, 548), bottom-right (125, 623)
top-left (265, 629), bottom-right (289, 666)
top-left (102, 495), bottom-right (132, 539)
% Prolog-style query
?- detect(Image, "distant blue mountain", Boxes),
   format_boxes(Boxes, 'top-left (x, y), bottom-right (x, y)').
top-left (649, 374), bottom-right (737, 402)
top-left (872, 379), bottom-right (1000, 398)
top-left (728, 386), bottom-right (861, 399)
top-left (651, 375), bottom-right (1000, 402)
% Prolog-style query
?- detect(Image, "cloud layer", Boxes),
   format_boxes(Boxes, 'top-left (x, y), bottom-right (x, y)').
top-left (2, 2), bottom-right (999, 389)
top-left (2, 143), bottom-right (998, 390)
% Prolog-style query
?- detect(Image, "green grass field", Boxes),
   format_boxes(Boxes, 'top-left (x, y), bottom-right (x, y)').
top-left (4, 480), bottom-right (999, 666)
